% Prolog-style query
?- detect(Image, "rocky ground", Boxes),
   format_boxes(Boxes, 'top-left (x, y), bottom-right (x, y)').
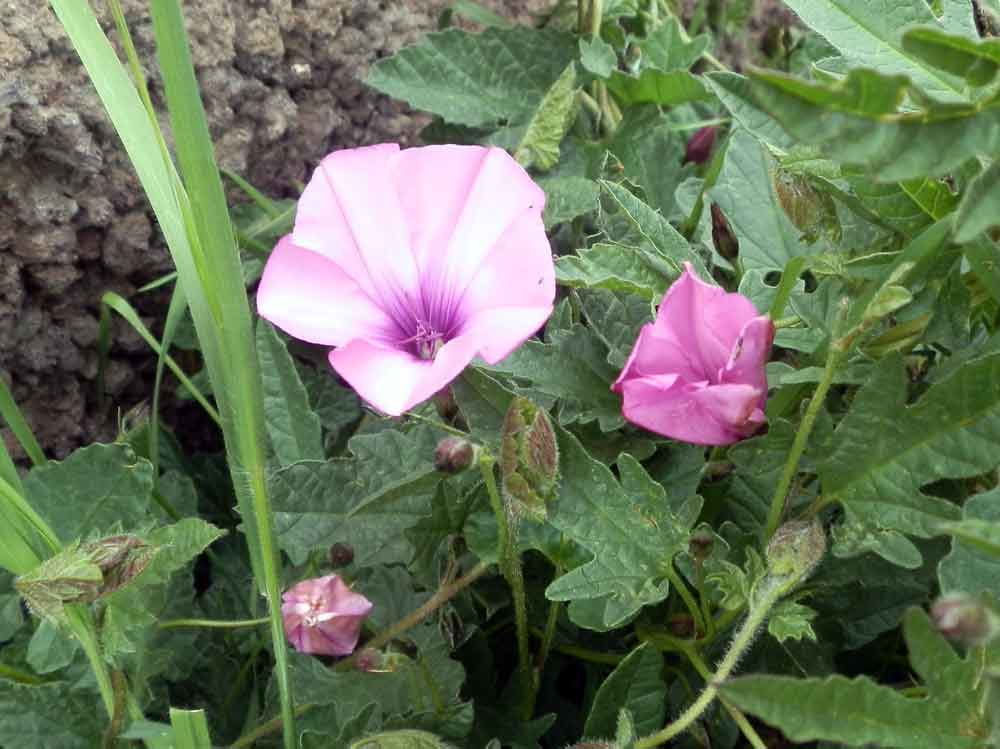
top-left (1, 0), bottom-right (792, 459)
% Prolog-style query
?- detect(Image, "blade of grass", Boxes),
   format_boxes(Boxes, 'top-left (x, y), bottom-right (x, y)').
top-left (100, 292), bottom-right (220, 426)
top-left (149, 2), bottom-right (294, 746)
top-left (138, 271), bottom-right (179, 294)
top-left (223, 168), bottom-right (281, 218)
top-left (0, 376), bottom-right (46, 467)
top-left (169, 708), bottom-right (213, 749)
top-left (150, 283), bottom-right (190, 480)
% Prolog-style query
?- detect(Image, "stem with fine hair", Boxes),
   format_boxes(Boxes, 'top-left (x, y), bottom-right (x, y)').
top-left (635, 576), bottom-right (787, 748)
top-left (763, 346), bottom-right (843, 539)
top-left (159, 616), bottom-right (270, 630)
top-left (479, 452), bottom-right (533, 718)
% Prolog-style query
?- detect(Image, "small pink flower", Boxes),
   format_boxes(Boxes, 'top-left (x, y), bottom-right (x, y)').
top-left (281, 575), bottom-right (373, 656)
top-left (256, 143), bottom-right (555, 415)
top-left (612, 263), bottom-right (774, 446)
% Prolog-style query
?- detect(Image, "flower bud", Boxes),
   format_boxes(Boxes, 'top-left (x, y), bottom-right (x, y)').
top-left (931, 593), bottom-right (1000, 647)
top-left (500, 398), bottom-right (559, 521)
top-left (766, 519), bottom-right (826, 584)
top-left (353, 648), bottom-right (384, 672)
top-left (328, 542), bottom-right (355, 568)
top-left (434, 436), bottom-right (477, 474)
top-left (684, 126), bottom-right (717, 165)
top-left (688, 527), bottom-right (715, 564)
top-left (711, 203), bottom-right (739, 261)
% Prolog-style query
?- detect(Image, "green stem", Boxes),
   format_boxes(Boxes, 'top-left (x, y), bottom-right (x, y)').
top-left (0, 663), bottom-right (46, 684)
top-left (589, 0), bottom-right (603, 37)
top-left (404, 410), bottom-right (471, 439)
top-left (337, 561), bottom-right (490, 672)
top-left (678, 643), bottom-right (768, 749)
top-left (665, 566), bottom-right (707, 637)
top-left (635, 578), bottom-right (786, 748)
top-left (479, 453), bottom-right (533, 718)
top-left (158, 616), bottom-right (270, 630)
top-left (67, 609), bottom-right (116, 717)
top-left (528, 627), bottom-right (625, 665)
top-left (763, 346), bottom-right (842, 539)
top-left (230, 704), bottom-right (316, 749)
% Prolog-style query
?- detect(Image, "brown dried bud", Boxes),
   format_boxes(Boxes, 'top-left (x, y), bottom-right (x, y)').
top-left (434, 437), bottom-right (477, 474)
top-left (684, 125), bottom-right (717, 165)
top-left (688, 527), bottom-right (715, 563)
top-left (711, 203), bottom-right (739, 261)
top-left (931, 593), bottom-right (1000, 647)
top-left (328, 542), bottom-right (355, 568)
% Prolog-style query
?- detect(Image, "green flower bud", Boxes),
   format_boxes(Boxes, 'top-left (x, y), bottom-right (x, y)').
top-left (500, 397), bottom-right (559, 522)
top-left (766, 519), bottom-right (826, 584)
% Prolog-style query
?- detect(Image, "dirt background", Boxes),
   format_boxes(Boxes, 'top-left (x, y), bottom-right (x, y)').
top-left (1, 0), bottom-right (794, 459)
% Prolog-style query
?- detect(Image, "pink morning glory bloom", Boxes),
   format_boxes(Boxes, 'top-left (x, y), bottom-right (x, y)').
top-left (281, 574), bottom-right (373, 656)
top-left (612, 263), bottom-right (774, 446)
top-left (256, 143), bottom-right (555, 415)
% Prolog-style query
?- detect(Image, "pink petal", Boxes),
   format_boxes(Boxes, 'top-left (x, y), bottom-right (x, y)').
top-left (617, 375), bottom-right (762, 445)
top-left (323, 576), bottom-right (375, 617)
top-left (720, 315), bottom-right (775, 404)
top-left (257, 236), bottom-right (398, 346)
top-left (654, 264), bottom-right (761, 380)
top-left (315, 615), bottom-right (366, 655)
top-left (613, 324), bottom-right (705, 390)
top-left (292, 144), bottom-right (421, 316)
top-left (329, 333), bottom-right (482, 416)
top-left (394, 146), bottom-right (546, 313)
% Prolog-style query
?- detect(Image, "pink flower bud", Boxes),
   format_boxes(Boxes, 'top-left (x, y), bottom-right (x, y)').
top-left (931, 593), bottom-right (1000, 647)
top-left (434, 436), bottom-right (477, 473)
top-left (684, 126), bottom-right (717, 165)
top-left (281, 574), bottom-right (373, 656)
top-left (612, 263), bottom-right (774, 445)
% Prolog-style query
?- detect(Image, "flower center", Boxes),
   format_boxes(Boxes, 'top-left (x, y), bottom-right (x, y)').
top-left (407, 320), bottom-right (446, 361)
top-left (303, 597), bottom-right (325, 627)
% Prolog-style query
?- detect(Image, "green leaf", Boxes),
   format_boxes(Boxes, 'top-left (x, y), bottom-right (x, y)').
top-left (639, 18), bottom-right (709, 72)
top-left (709, 129), bottom-right (820, 273)
top-left (538, 175), bottom-right (601, 228)
top-left (606, 107), bottom-right (691, 217)
top-left (577, 288), bottom-right (653, 369)
top-left (545, 431), bottom-right (701, 629)
top-left (600, 180), bottom-right (706, 276)
top-left (26, 620), bottom-right (79, 674)
top-left (939, 487), bottom-right (1000, 597)
top-left (0, 680), bottom-right (105, 748)
top-left (605, 69), bottom-right (710, 107)
top-left (703, 73), bottom-right (797, 151)
top-left (579, 37), bottom-right (617, 78)
top-left (954, 161), bottom-right (1000, 242)
top-left (902, 27), bottom-right (1000, 88)
top-left (901, 607), bottom-right (970, 698)
top-left (24, 443), bottom-right (155, 542)
top-left (351, 730), bottom-right (450, 749)
top-left (820, 353), bottom-right (1000, 566)
top-left (365, 27), bottom-right (577, 128)
top-left (297, 364), bottom-right (362, 444)
top-left (721, 674), bottom-right (981, 748)
top-left (556, 242), bottom-right (675, 299)
top-left (767, 600), bottom-right (818, 642)
top-left (730, 67), bottom-right (1000, 181)
top-left (256, 322), bottom-right (324, 465)
top-left (269, 427), bottom-right (442, 566)
top-left (583, 643), bottom-right (666, 738)
top-left (938, 518), bottom-right (1000, 558)
top-left (779, 0), bottom-right (968, 102)
top-left (451, 368), bottom-right (516, 445)
top-left (483, 323), bottom-right (623, 431)
top-left (514, 63), bottom-right (577, 171)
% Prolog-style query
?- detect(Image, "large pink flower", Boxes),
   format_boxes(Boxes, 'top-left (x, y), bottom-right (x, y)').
top-left (256, 144), bottom-right (555, 415)
top-left (281, 574), bottom-right (373, 656)
top-left (612, 263), bottom-right (774, 446)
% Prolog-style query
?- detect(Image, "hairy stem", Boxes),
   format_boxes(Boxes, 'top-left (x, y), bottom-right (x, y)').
top-left (635, 578), bottom-right (787, 748)
top-left (480, 453), bottom-right (533, 718)
top-left (764, 346), bottom-right (842, 539)
top-left (665, 566), bottom-right (707, 637)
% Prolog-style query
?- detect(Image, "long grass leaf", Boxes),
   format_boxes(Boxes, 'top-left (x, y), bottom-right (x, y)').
top-left (0, 377), bottom-right (46, 467)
